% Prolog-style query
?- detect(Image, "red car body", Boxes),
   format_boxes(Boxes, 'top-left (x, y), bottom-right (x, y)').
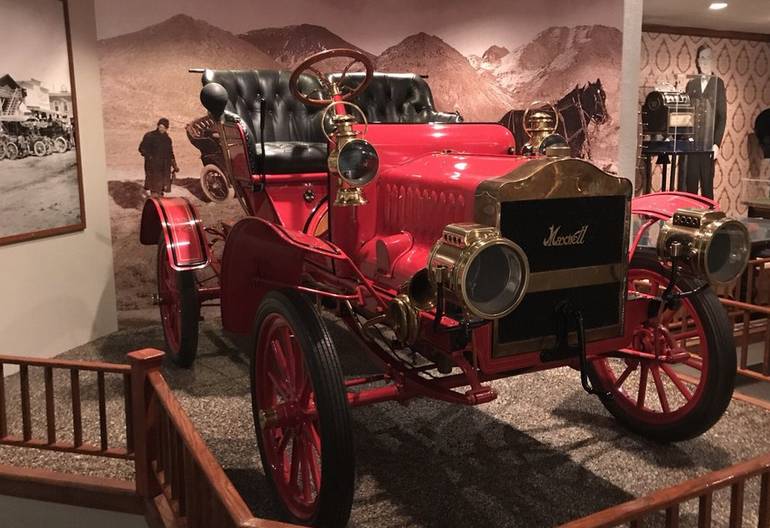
top-left (138, 50), bottom-right (745, 527)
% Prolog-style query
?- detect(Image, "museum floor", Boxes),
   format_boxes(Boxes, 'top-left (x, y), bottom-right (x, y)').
top-left (1, 309), bottom-right (770, 527)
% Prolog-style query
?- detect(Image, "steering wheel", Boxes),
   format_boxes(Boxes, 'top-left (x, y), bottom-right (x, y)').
top-left (289, 48), bottom-right (374, 107)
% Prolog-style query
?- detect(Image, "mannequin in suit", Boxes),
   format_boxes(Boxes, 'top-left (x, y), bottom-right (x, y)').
top-left (681, 45), bottom-right (727, 198)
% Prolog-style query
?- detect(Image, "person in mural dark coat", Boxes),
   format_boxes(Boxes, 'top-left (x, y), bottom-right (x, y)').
top-left (139, 117), bottom-right (179, 196)
top-left (681, 45), bottom-right (727, 199)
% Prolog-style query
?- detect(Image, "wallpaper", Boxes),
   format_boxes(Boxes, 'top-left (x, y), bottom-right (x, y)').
top-left (640, 32), bottom-right (770, 216)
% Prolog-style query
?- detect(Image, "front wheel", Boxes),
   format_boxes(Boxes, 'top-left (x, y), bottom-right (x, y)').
top-left (589, 248), bottom-right (736, 442)
top-left (199, 164), bottom-right (233, 202)
top-left (33, 140), bottom-right (46, 157)
top-left (251, 290), bottom-right (354, 527)
top-left (54, 136), bottom-right (68, 153)
top-left (156, 237), bottom-right (200, 367)
top-left (5, 142), bottom-right (18, 160)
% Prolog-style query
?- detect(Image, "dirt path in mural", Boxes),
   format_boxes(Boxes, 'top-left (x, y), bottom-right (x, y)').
top-left (108, 167), bottom-right (243, 310)
top-left (0, 151), bottom-right (81, 237)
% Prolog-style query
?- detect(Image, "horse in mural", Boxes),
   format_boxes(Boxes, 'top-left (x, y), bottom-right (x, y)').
top-left (499, 79), bottom-right (608, 158)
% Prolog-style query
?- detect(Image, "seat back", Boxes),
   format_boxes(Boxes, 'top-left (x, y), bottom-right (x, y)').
top-left (201, 69), bottom-right (326, 143)
top-left (329, 72), bottom-right (462, 124)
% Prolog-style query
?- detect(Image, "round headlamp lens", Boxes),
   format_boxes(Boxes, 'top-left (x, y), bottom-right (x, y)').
top-left (707, 221), bottom-right (749, 284)
top-left (464, 242), bottom-right (527, 318)
top-left (338, 139), bottom-right (379, 187)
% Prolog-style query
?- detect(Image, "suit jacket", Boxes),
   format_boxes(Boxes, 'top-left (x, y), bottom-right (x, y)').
top-left (685, 75), bottom-right (727, 148)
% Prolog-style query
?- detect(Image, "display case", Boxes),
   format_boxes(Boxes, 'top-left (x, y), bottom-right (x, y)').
top-left (639, 75), bottom-right (719, 194)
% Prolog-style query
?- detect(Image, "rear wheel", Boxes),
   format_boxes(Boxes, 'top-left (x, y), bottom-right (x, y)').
top-left (0, 143), bottom-right (6, 161)
top-left (156, 237), bottom-right (199, 367)
top-left (200, 164), bottom-right (233, 202)
top-left (251, 290), bottom-right (354, 527)
top-left (5, 142), bottom-right (18, 160)
top-left (33, 140), bottom-right (46, 157)
top-left (54, 136), bottom-right (68, 153)
top-left (588, 248), bottom-right (735, 442)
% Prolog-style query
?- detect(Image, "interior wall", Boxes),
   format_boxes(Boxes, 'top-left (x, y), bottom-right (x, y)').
top-left (620, 0), bottom-right (644, 191)
top-left (640, 31), bottom-right (770, 214)
top-left (0, 0), bottom-right (117, 361)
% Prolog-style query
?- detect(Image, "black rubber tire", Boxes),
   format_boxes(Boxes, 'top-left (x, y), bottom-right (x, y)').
top-left (588, 247), bottom-right (736, 442)
top-left (156, 238), bottom-right (200, 367)
top-left (250, 289), bottom-right (355, 528)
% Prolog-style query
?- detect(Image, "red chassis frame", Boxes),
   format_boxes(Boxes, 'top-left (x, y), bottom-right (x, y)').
top-left (140, 119), bottom-right (720, 410)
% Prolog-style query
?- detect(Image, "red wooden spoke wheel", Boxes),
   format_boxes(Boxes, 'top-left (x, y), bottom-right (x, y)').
top-left (251, 290), bottom-right (354, 527)
top-left (156, 238), bottom-right (200, 367)
top-left (589, 249), bottom-right (735, 442)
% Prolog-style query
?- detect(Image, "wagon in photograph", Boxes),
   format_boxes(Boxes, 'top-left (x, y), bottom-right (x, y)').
top-left (139, 49), bottom-right (750, 527)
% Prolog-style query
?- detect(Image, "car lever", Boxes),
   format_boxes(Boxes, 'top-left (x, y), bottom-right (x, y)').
top-left (253, 97), bottom-right (267, 192)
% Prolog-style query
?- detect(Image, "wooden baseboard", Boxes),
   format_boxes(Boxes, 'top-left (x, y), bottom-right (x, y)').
top-left (0, 463), bottom-right (143, 514)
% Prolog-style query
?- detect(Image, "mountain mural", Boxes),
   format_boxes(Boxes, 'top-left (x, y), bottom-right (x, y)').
top-left (376, 33), bottom-right (514, 122)
top-left (240, 24), bottom-right (375, 69)
top-left (98, 16), bottom-right (621, 170)
top-left (99, 14), bottom-right (279, 170)
top-left (472, 25), bottom-right (622, 112)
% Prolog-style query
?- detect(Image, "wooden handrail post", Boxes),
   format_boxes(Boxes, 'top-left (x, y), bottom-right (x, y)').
top-left (128, 349), bottom-right (165, 499)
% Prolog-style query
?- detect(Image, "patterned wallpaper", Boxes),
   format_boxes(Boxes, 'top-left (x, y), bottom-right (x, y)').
top-left (640, 32), bottom-right (770, 215)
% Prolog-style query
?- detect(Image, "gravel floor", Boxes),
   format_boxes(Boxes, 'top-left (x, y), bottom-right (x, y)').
top-left (1, 309), bottom-right (769, 527)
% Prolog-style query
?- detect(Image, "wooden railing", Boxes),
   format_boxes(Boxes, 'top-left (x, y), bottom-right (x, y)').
top-left (0, 354), bottom-right (133, 459)
top-left (560, 451), bottom-right (770, 527)
top-left (720, 256), bottom-right (770, 382)
top-left (0, 348), bottom-right (769, 527)
top-left (129, 349), bottom-right (292, 527)
top-left (0, 349), bottom-right (296, 528)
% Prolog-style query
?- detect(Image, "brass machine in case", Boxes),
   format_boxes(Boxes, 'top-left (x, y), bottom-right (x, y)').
top-left (642, 91), bottom-right (694, 142)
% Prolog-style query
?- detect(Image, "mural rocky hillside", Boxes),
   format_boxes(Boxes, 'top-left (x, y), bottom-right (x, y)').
top-left (239, 24), bottom-right (376, 69)
top-left (376, 32), bottom-right (514, 122)
top-left (99, 14), bottom-right (279, 173)
top-left (473, 25), bottom-right (622, 112)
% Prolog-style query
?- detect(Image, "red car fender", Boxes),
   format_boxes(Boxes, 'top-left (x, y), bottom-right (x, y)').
top-left (221, 217), bottom-right (344, 333)
top-left (631, 191), bottom-right (719, 221)
top-left (139, 197), bottom-right (210, 270)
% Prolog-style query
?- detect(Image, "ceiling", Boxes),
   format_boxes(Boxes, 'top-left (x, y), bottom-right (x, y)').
top-left (643, 0), bottom-right (770, 35)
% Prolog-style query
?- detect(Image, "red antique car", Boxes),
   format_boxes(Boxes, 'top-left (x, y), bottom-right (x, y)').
top-left (140, 50), bottom-right (749, 527)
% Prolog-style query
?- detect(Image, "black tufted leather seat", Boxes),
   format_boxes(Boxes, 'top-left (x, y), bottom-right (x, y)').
top-left (200, 69), bottom-right (461, 175)
top-left (202, 69), bottom-right (328, 174)
top-left (329, 72), bottom-right (462, 124)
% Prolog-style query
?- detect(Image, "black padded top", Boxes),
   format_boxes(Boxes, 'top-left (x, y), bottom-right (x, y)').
top-left (330, 72), bottom-right (462, 124)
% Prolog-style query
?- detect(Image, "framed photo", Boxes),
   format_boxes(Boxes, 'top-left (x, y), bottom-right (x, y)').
top-left (0, 0), bottom-right (84, 246)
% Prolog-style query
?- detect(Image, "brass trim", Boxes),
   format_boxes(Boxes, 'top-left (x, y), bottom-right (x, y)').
top-left (527, 263), bottom-right (625, 294)
top-left (474, 157), bottom-right (633, 357)
top-left (474, 158), bottom-right (633, 227)
top-left (428, 223), bottom-right (530, 320)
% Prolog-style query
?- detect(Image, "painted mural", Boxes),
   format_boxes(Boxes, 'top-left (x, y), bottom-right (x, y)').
top-left (95, 0), bottom-right (624, 309)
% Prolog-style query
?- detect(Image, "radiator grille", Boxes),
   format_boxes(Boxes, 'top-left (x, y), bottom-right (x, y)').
top-left (495, 195), bottom-right (628, 354)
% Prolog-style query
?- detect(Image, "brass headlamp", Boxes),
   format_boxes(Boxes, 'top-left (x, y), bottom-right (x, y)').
top-left (322, 97), bottom-right (379, 206)
top-left (428, 223), bottom-right (529, 320)
top-left (657, 208), bottom-right (749, 286)
top-left (523, 100), bottom-right (560, 153)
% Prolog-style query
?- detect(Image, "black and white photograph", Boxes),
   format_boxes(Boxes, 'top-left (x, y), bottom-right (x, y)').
top-left (0, 0), bottom-right (83, 245)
